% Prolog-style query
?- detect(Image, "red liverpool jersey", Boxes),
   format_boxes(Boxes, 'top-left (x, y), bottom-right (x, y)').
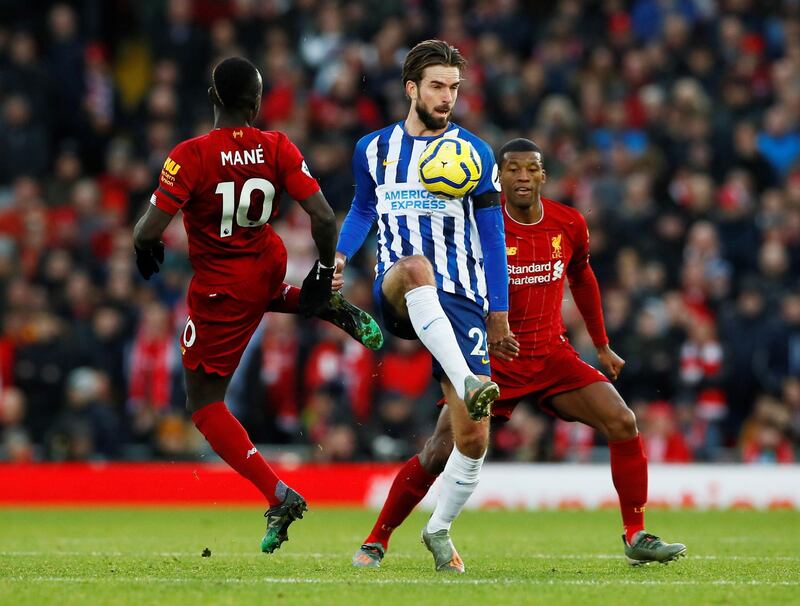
top-left (150, 126), bottom-right (320, 284)
top-left (502, 197), bottom-right (608, 358)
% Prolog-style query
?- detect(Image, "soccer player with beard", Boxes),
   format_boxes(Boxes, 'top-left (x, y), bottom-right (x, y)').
top-left (133, 57), bottom-right (382, 554)
top-left (334, 40), bottom-right (517, 572)
top-left (352, 139), bottom-right (686, 570)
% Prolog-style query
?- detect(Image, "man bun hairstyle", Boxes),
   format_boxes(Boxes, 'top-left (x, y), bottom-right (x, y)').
top-left (402, 39), bottom-right (467, 87)
top-left (211, 57), bottom-right (262, 110)
top-left (498, 138), bottom-right (542, 166)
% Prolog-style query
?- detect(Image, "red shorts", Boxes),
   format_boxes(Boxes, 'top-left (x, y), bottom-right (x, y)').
top-left (180, 245), bottom-right (287, 376)
top-left (489, 341), bottom-right (609, 420)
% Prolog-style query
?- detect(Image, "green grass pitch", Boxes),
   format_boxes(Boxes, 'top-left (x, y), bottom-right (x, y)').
top-left (1, 507), bottom-right (798, 605)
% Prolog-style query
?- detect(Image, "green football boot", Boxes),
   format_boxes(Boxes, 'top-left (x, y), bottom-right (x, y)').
top-left (463, 375), bottom-right (499, 421)
top-left (352, 543), bottom-right (385, 568)
top-left (317, 291), bottom-right (384, 351)
top-left (624, 531), bottom-right (687, 565)
top-left (421, 527), bottom-right (465, 573)
top-left (260, 483), bottom-right (307, 554)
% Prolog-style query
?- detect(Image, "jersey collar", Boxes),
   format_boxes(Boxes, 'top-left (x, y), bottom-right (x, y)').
top-left (399, 120), bottom-right (457, 140)
top-left (503, 197), bottom-right (545, 226)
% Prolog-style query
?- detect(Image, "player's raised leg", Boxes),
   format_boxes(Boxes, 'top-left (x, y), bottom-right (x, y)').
top-left (185, 366), bottom-right (306, 554)
top-left (353, 405), bottom-right (453, 568)
top-left (550, 382), bottom-right (686, 565)
top-left (268, 283), bottom-right (383, 351)
top-left (337, 40), bottom-right (512, 573)
top-left (381, 256), bottom-right (499, 419)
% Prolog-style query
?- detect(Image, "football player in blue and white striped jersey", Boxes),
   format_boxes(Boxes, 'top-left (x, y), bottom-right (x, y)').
top-left (335, 39), bottom-right (518, 573)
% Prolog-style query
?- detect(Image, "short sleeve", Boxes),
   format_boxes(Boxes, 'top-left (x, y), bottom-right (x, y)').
top-left (471, 138), bottom-right (501, 198)
top-left (276, 133), bottom-right (321, 201)
top-left (150, 141), bottom-right (196, 216)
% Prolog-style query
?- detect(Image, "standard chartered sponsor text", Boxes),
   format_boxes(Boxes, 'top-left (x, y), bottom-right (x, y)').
top-left (508, 260), bottom-right (564, 285)
top-left (509, 261), bottom-right (553, 274)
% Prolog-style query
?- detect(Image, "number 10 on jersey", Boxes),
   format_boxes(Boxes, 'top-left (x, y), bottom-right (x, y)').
top-left (216, 178), bottom-right (276, 237)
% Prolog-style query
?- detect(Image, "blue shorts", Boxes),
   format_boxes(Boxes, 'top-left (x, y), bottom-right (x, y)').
top-left (372, 273), bottom-right (491, 380)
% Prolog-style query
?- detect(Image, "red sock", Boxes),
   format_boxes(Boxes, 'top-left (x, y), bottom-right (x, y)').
top-left (192, 401), bottom-right (283, 506)
top-left (609, 434), bottom-right (648, 544)
top-left (365, 455), bottom-right (438, 550)
top-left (267, 283), bottom-right (301, 314)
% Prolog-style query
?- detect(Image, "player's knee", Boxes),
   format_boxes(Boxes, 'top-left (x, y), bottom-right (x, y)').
top-left (605, 403), bottom-right (638, 441)
top-left (420, 432), bottom-right (452, 475)
top-left (454, 423), bottom-right (489, 459)
top-left (395, 256), bottom-right (435, 289)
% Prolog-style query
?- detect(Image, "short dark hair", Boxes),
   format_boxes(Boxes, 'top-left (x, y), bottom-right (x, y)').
top-left (211, 57), bottom-right (262, 110)
top-left (497, 138), bottom-right (542, 166)
top-left (402, 39), bottom-right (467, 86)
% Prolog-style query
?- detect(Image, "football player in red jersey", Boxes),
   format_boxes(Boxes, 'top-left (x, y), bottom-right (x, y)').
top-left (133, 57), bottom-right (382, 554)
top-left (352, 139), bottom-right (686, 570)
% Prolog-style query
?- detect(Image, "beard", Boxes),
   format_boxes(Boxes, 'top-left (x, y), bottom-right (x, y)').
top-left (415, 99), bottom-right (451, 130)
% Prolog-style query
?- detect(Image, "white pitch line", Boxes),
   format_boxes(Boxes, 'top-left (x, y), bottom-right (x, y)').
top-left (1, 551), bottom-right (799, 562)
top-left (2, 576), bottom-right (799, 587)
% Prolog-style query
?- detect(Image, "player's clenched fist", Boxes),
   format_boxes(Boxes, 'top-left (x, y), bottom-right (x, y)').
top-left (596, 345), bottom-right (625, 381)
top-left (134, 242), bottom-right (165, 280)
top-left (299, 260), bottom-right (336, 316)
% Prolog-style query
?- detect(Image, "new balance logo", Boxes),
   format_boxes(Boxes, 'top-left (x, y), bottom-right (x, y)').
top-left (246, 447), bottom-right (258, 459)
top-left (163, 157), bottom-right (181, 175)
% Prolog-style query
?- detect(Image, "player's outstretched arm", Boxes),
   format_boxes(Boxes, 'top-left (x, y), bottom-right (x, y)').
top-left (133, 204), bottom-right (173, 280)
top-left (297, 191), bottom-right (337, 316)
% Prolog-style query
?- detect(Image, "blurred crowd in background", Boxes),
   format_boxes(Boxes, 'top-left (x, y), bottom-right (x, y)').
top-left (0, 0), bottom-right (799, 464)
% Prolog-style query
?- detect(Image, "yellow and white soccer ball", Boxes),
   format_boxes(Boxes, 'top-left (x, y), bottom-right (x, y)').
top-left (418, 137), bottom-right (482, 200)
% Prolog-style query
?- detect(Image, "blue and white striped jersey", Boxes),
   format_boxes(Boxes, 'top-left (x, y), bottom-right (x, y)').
top-left (339, 121), bottom-right (501, 310)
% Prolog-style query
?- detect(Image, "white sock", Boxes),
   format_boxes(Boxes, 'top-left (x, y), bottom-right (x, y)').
top-left (405, 285), bottom-right (472, 399)
top-left (426, 446), bottom-right (485, 533)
